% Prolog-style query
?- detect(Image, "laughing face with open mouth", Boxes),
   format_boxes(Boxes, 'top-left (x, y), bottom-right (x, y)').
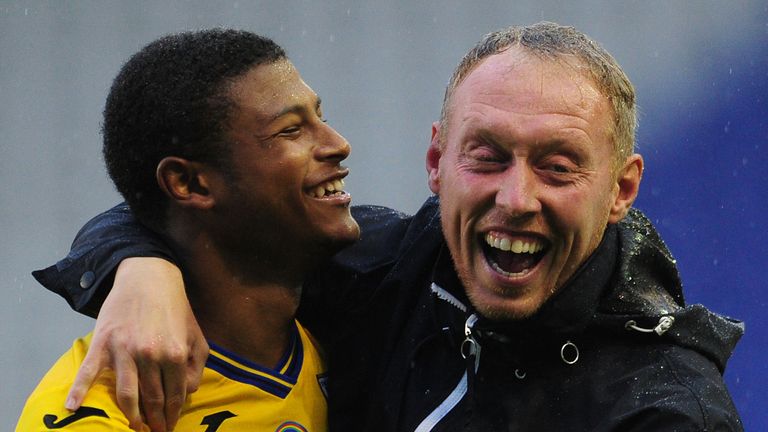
top-left (427, 47), bottom-right (641, 320)
top-left (206, 59), bottom-right (361, 276)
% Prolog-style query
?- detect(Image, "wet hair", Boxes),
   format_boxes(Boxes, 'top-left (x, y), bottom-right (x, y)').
top-left (439, 21), bottom-right (636, 169)
top-left (102, 29), bottom-right (286, 228)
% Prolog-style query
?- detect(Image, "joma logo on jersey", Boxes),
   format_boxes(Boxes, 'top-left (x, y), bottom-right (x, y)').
top-left (201, 411), bottom-right (236, 431)
top-left (275, 420), bottom-right (308, 432)
top-left (199, 413), bottom-right (308, 432)
top-left (42, 406), bottom-right (109, 428)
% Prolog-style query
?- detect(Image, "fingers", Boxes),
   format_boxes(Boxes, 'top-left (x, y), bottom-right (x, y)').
top-left (161, 358), bottom-right (187, 431)
top-left (136, 358), bottom-right (166, 432)
top-left (97, 257), bottom-right (199, 431)
top-left (66, 348), bottom-right (105, 411)
top-left (113, 349), bottom-right (143, 431)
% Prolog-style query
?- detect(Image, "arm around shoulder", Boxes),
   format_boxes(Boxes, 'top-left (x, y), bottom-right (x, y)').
top-left (32, 203), bottom-right (177, 317)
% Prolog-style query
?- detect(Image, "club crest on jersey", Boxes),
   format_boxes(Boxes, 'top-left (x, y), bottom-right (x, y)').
top-left (275, 420), bottom-right (308, 432)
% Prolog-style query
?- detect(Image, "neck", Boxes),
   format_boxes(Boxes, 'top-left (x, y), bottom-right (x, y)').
top-left (167, 224), bottom-right (308, 368)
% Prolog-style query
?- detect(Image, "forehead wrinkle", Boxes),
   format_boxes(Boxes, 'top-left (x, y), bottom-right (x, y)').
top-left (464, 82), bottom-right (602, 122)
top-left (498, 51), bottom-right (604, 113)
top-left (447, 51), bottom-right (610, 148)
top-left (460, 98), bottom-right (596, 136)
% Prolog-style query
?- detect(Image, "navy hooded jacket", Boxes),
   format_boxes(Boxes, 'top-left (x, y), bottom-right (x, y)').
top-left (34, 197), bottom-right (744, 431)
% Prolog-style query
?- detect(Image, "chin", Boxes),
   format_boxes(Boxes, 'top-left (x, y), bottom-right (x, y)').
top-left (467, 289), bottom-right (543, 321)
top-left (337, 219), bottom-right (361, 244)
top-left (321, 224), bottom-right (361, 254)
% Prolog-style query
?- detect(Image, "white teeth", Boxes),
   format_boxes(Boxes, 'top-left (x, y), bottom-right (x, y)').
top-left (499, 238), bottom-right (510, 251)
top-left (309, 179), bottom-right (346, 198)
top-left (492, 263), bottom-right (531, 277)
top-left (484, 233), bottom-right (543, 254)
top-left (490, 261), bottom-right (531, 277)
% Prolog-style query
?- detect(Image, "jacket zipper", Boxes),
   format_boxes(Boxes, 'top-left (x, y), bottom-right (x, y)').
top-left (413, 313), bottom-right (480, 432)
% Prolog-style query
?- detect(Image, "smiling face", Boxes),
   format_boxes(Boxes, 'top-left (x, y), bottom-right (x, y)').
top-left (208, 60), bottom-right (360, 272)
top-left (427, 48), bottom-right (641, 320)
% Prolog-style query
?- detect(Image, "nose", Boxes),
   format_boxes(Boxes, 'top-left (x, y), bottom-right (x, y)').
top-left (315, 122), bottom-right (351, 163)
top-left (495, 165), bottom-right (541, 217)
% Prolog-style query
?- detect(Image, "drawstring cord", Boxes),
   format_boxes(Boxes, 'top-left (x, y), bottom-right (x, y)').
top-left (625, 316), bottom-right (675, 335)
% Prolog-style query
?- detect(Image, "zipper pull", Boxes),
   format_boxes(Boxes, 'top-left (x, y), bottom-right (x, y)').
top-left (460, 313), bottom-right (481, 372)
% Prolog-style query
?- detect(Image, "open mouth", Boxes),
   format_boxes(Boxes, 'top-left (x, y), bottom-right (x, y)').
top-left (481, 232), bottom-right (548, 277)
top-left (307, 179), bottom-right (348, 198)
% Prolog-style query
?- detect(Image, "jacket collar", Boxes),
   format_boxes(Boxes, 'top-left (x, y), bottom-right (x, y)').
top-left (424, 205), bottom-right (743, 372)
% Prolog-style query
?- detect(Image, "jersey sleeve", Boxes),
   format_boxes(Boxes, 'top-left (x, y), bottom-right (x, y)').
top-left (31, 203), bottom-right (177, 318)
top-left (15, 335), bottom-right (142, 431)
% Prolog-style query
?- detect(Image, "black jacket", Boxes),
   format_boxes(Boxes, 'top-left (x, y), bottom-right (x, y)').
top-left (34, 197), bottom-right (744, 431)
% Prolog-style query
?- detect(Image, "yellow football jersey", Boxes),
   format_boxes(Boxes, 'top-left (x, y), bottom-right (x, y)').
top-left (16, 321), bottom-right (328, 432)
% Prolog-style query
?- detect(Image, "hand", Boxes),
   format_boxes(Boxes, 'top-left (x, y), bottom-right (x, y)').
top-left (64, 257), bottom-right (208, 432)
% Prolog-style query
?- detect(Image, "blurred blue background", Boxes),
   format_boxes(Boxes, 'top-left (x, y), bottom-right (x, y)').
top-left (2, 1), bottom-right (765, 430)
top-left (637, 31), bottom-right (767, 428)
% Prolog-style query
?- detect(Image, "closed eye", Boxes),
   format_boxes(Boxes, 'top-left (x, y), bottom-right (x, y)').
top-left (278, 125), bottom-right (302, 136)
top-left (546, 164), bottom-right (571, 173)
top-left (467, 141), bottom-right (507, 162)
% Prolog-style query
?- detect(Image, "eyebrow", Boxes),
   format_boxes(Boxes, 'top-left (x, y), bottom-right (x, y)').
top-left (270, 96), bottom-right (322, 122)
top-left (474, 127), bottom-right (589, 162)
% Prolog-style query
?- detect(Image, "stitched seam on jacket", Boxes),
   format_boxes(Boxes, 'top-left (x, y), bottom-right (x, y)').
top-left (660, 348), bottom-right (710, 431)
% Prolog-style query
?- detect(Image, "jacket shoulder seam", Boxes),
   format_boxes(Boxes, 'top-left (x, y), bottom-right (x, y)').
top-left (659, 348), bottom-right (712, 430)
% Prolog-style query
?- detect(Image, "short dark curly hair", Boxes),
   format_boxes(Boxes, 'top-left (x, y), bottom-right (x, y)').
top-left (102, 29), bottom-right (286, 228)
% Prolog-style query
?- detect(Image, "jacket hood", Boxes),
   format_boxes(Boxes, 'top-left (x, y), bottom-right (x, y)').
top-left (599, 208), bottom-right (744, 372)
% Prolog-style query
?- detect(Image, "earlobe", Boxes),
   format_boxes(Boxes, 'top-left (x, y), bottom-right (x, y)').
top-left (608, 154), bottom-right (643, 223)
top-left (156, 157), bottom-right (215, 209)
top-left (426, 122), bottom-right (442, 194)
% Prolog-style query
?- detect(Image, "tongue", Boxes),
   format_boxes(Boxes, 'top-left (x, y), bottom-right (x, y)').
top-left (488, 249), bottom-right (538, 274)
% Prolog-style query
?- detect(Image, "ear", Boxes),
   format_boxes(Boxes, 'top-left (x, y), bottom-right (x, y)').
top-left (608, 154), bottom-right (643, 223)
top-left (156, 157), bottom-right (216, 210)
top-left (426, 121), bottom-right (443, 194)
